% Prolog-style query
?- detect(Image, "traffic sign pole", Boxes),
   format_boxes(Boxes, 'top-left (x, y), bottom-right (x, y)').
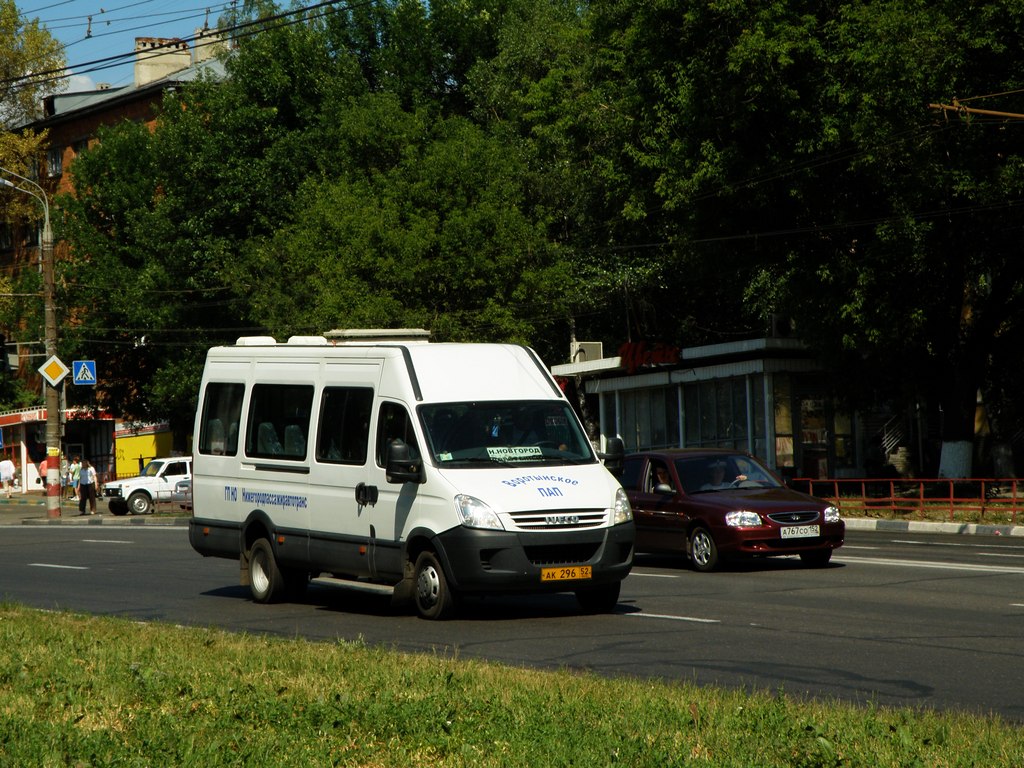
top-left (38, 355), bottom-right (68, 519)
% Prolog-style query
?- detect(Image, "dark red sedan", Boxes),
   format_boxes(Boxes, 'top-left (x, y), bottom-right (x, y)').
top-left (621, 449), bottom-right (844, 571)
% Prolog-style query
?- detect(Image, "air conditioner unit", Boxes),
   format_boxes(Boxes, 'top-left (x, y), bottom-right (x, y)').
top-left (570, 341), bottom-right (604, 362)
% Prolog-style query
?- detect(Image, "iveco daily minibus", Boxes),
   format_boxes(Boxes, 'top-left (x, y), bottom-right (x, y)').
top-left (188, 330), bottom-right (634, 619)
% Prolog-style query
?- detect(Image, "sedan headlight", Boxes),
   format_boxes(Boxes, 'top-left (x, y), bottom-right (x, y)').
top-left (455, 494), bottom-right (504, 531)
top-left (611, 487), bottom-right (633, 525)
top-left (725, 510), bottom-right (762, 527)
top-left (823, 506), bottom-right (841, 523)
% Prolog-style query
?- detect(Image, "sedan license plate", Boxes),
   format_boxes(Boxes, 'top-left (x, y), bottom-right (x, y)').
top-left (780, 524), bottom-right (820, 539)
top-left (541, 565), bottom-right (592, 582)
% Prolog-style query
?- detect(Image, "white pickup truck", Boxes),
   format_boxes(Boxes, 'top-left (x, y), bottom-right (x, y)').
top-left (103, 456), bottom-right (192, 515)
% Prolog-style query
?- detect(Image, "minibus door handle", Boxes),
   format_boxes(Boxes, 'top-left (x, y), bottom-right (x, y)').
top-left (356, 482), bottom-right (378, 507)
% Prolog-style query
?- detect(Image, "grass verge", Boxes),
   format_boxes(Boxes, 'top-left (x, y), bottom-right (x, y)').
top-left (1, 604), bottom-right (1020, 767)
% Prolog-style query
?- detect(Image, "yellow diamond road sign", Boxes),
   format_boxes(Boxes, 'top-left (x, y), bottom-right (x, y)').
top-left (38, 355), bottom-right (70, 387)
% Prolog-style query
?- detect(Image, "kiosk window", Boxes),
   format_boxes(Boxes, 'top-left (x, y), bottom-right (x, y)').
top-left (316, 387), bottom-right (373, 464)
top-left (245, 384), bottom-right (314, 460)
top-left (198, 383), bottom-right (244, 455)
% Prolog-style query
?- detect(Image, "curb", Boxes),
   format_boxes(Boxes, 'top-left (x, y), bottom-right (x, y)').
top-left (19, 515), bottom-right (189, 527)
top-left (843, 517), bottom-right (1024, 538)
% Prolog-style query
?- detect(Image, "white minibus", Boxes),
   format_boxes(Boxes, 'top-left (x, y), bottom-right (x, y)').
top-left (188, 330), bottom-right (633, 619)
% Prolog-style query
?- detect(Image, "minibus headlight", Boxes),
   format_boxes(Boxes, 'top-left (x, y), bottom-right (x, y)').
top-left (611, 487), bottom-right (633, 525)
top-left (455, 494), bottom-right (504, 531)
top-left (823, 505), bottom-right (841, 523)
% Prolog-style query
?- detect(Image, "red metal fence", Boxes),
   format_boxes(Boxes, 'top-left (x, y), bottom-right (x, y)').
top-left (790, 478), bottom-right (1023, 525)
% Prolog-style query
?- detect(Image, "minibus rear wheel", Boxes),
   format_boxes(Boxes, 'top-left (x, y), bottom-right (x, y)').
top-left (249, 538), bottom-right (284, 603)
top-left (413, 550), bottom-right (456, 620)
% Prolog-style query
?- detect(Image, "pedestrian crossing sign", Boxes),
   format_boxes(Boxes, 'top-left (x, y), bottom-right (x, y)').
top-left (72, 360), bottom-right (97, 386)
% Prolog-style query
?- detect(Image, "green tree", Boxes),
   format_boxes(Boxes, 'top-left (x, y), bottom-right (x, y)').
top-left (0, 0), bottom-right (66, 410)
top-left (572, 0), bottom-right (1024, 475)
top-left (247, 97), bottom-right (570, 353)
top-left (0, 0), bottom-right (65, 127)
top-left (58, 0), bottom-right (572, 435)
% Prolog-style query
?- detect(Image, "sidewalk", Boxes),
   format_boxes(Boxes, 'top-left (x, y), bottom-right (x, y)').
top-left (0, 494), bottom-right (188, 527)
top-left (1, 493), bottom-right (1021, 536)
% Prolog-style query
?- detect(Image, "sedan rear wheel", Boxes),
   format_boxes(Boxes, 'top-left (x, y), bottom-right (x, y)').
top-left (689, 527), bottom-right (719, 572)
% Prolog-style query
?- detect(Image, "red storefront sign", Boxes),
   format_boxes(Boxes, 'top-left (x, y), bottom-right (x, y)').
top-left (618, 341), bottom-right (681, 374)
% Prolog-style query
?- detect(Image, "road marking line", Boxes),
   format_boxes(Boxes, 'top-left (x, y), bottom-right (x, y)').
top-left (1011, 603), bottom-right (1024, 608)
top-left (628, 571), bottom-right (680, 578)
top-left (28, 563), bottom-right (87, 570)
top-left (628, 612), bottom-right (720, 623)
top-left (835, 555), bottom-right (1024, 574)
top-left (82, 539), bottom-right (132, 544)
top-left (977, 552), bottom-right (1024, 559)
top-left (842, 545), bottom-right (880, 550)
top-left (890, 539), bottom-right (1024, 551)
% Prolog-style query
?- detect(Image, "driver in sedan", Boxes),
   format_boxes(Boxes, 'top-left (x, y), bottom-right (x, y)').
top-left (701, 459), bottom-right (746, 490)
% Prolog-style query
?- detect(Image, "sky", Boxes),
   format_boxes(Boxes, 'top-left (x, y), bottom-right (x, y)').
top-left (21, 0), bottom-right (235, 91)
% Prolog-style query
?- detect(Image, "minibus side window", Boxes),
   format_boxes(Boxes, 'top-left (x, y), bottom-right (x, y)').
top-left (376, 402), bottom-right (420, 467)
top-left (198, 383), bottom-right (244, 456)
top-left (245, 384), bottom-right (314, 460)
top-left (316, 387), bottom-right (373, 465)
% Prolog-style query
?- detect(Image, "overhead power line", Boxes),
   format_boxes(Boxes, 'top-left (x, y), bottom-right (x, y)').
top-left (3, 0), bottom-right (367, 92)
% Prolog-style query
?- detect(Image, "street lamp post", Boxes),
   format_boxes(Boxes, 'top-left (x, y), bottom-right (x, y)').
top-left (0, 169), bottom-right (61, 519)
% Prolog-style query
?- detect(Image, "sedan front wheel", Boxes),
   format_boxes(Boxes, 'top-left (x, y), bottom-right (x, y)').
top-left (689, 527), bottom-right (720, 572)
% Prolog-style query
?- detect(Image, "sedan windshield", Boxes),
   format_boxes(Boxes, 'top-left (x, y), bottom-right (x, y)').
top-left (420, 401), bottom-right (595, 467)
top-left (674, 454), bottom-right (782, 494)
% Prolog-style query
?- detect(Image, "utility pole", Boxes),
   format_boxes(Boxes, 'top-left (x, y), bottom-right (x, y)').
top-left (0, 169), bottom-right (61, 518)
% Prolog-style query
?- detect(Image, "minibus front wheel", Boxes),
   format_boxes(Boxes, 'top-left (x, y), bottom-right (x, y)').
top-left (413, 550), bottom-right (457, 620)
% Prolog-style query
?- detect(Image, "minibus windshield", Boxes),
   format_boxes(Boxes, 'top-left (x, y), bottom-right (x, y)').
top-left (420, 401), bottom-right (595, 466)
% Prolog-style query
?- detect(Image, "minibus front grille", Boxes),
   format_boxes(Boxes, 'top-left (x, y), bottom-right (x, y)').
top-left (523, 543), bottom-right (601, 566)
top-left (509, 509), bottom-right (606, 530)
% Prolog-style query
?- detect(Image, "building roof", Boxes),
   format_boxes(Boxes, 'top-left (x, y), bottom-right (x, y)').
top-left (26, 56), bottom-right (227, 131)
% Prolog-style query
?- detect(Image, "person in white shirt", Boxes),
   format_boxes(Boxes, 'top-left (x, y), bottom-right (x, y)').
top-left (0, 457), bottom-right (15, 498)
top-left (78, 459), bottom-right (98, 515)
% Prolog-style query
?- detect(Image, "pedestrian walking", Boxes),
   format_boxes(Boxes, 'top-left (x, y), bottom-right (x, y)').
top-left (60, 454), bottom-right (70, 499)
top-left (70, 456), bottom-right (81, 501)
top-left (78, 459), bottom-right (97, 515)
top-left (0, 455), bottom-right (15, 498)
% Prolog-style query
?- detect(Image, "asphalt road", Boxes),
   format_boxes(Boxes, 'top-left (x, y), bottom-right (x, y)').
top-left (1, 521), bottom-right (1022, 720)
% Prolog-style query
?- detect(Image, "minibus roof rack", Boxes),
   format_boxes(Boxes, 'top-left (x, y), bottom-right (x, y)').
top-left (324, 328), bottom-right (431, 343)
top-left (235, 336), bottom-right (278, 346)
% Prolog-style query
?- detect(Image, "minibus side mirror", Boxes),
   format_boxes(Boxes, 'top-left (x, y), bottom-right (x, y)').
top-left (386, 439), bottom-right (425, 484)
top-left (599, 437), bottom-right (625, 477)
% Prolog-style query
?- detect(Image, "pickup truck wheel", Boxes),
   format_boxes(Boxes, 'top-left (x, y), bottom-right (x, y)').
top-left (127, 491), bottom-right (152, 515)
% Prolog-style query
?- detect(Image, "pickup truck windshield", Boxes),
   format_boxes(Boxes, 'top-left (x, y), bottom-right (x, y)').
top-left (420, 401), bottom-right (595, 467)
top-left (141, 461), bottom-right (165, 478)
